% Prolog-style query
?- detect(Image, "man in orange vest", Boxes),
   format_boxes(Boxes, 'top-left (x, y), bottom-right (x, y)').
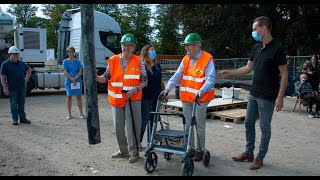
top-left (162, 33), bottom-right (216, 162)
top-left (96, 34), bottom-right (148, 163)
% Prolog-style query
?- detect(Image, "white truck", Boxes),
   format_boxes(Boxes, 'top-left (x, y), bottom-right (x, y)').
top-left (0, 8), bottom-right (122, 96)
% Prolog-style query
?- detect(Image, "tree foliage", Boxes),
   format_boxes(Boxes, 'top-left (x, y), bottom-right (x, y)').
top-left (117, 4), bottom-right (153, 54)
top-left (93, 4), bottom-right (121, 23)
top-left (41, 4), bottom-right (76, 51)
top-left (154, 4), bottom-right (183, 55)
top-left (3, 4), bottom-right (320, 58)
top-left (7, 4), bottom-right (38, 27)
top-left (169, 4), bottom-right (320, 58)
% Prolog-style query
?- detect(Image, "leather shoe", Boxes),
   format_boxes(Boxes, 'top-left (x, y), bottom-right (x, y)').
top-left (20, 119), bottom-right (31, 124)
top-left (192, 151), bottom-right (202, 162)
top-left (249, 158), bottom-right (263, 170)
top-left (232, 152), bottom-right (254, 162)
top-left (12, 120), bottom-right (18, 126)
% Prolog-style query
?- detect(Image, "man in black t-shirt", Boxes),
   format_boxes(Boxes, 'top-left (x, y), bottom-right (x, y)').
top-left (217, 16), bottom-right (288, 170)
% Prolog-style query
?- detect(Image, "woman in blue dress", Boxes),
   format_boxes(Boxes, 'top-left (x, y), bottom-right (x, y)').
top-left (62, 46), bottom-right (85, 120)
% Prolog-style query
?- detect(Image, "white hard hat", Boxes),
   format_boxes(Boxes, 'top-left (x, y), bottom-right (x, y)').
top-left (8, 46), bottom-right (20, 54)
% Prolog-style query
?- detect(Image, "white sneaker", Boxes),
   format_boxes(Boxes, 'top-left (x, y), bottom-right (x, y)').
top-left (67, 114), bottom-right (72, 120)
top-left (80, 114), bottom-right (86, 119)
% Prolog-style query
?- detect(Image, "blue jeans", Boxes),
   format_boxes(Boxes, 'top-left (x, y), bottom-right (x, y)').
top-left (140, 99), bottom-right (157, 143)
top-left (245, 94), bottom-right (275, 161)
top-left (9, 87), bottom-right (27, 121)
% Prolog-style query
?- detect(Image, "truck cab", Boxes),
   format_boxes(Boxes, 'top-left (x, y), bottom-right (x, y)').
top-left (1, 9), bottom-right (122, 96)
top-left (57, 8), bottom-right (122, 92)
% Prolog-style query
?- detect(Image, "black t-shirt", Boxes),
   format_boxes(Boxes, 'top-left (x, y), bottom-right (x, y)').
top-left (249, 39), bottom-right (287, 101)
top-left (142, 63), bottom-right (163, 100)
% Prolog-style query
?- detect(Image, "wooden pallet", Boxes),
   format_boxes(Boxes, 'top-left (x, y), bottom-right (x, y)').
top-left (164, 100), bottom-right (247, 113)
top-left (207, 108), bottom-right (247, 124)
top-left (165, 98), bottom-right (248, 112)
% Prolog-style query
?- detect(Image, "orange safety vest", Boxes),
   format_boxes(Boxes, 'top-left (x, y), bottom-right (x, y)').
top-left (180, 51), bottom-right (215, 103)
top-left (108, 53), bottom-right (142, 107)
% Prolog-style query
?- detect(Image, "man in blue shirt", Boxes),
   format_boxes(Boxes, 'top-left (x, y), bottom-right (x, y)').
top-left (0, 46), bottom-right (32, 125)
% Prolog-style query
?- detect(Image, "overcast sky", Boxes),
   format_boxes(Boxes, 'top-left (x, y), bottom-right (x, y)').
top-left (0, 4), bottom-right (45, 18)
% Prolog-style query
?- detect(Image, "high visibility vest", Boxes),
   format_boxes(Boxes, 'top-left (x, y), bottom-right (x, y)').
top-left (108, 54), bottom-right (142, 107)
top-left (180, 51), bottom-right (215, 103)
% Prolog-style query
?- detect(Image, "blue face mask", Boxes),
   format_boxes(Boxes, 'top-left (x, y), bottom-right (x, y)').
top-left (252, 31), bottom-right (261, 41)
top-left (149, 50), bottom-right (157, 59)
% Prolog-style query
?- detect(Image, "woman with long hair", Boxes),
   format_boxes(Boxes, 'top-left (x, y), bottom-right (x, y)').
top-left (139, 44), bottom-right (164, 150)
top-left (306, 54), bottom-right (320, 92)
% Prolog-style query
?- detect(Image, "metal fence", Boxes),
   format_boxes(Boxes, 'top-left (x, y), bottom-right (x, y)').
top-left (215, 56), bottom-right (313, 80)
top-left (214, 56), bottom-right (313, 94)
top-left (162, 56), bottom-right (314, 92)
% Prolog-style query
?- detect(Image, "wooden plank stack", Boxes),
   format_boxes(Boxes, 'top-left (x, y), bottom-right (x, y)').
top-left (163, 98), bottom-right (248, 124)
top-left (207, 108), bottom-right (247, 124)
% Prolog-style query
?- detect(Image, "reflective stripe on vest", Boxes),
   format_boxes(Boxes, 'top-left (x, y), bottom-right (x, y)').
top-left (180, 50), bottom-right (215, 103)
top-left (182, 75), bottom-right (206, 83)
top-left (110, 82), bottom-right (123, 87)
top-left (108, 90), bottom-right (123, 98)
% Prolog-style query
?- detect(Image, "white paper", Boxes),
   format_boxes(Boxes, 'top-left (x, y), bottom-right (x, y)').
top-left (71, 82), bottom-right (80, 90)
top-left (224, 124), bottom-right (233, 129)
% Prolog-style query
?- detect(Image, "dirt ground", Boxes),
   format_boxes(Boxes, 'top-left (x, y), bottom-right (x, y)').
top-left (0, 88), bottom-right (320, 176)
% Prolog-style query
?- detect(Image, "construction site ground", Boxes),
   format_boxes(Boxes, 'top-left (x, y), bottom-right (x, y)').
top-left (0, 88), bottom-right (319, 176)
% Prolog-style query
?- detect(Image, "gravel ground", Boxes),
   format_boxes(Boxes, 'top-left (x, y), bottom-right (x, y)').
top-left (0, 88), bottom-right (320, 176)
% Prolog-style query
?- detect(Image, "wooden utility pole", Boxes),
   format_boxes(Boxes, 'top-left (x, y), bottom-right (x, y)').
top-left (80, 4), bottom-right (101, 144)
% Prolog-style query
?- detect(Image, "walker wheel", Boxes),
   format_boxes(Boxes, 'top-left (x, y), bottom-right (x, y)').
top-left (144, 152), bottom-right (158, 173)
top-left (203, 150), bottom-right (210, 167)
top-left (181, 159), bottom-right (194, 176)
top-left (164, 152), bottom-right (173, 160)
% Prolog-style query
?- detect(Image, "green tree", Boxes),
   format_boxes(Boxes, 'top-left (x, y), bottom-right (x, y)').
top-left (41, 4), bottom-right (74, 52)
top-left (170, 4), bottom-right (320, 58)
top-left (154, 4), bottom-right (182, 55)
top-left (94, 4), bottom-right (121, 23)
top-left (7, 4), bottom-right (38, 27)
top-left (171, 4), bottom-right (256, 58)
top-left (118, 4), bottom-right (153, 54)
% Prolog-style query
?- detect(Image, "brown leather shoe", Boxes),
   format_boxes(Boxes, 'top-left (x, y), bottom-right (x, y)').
top-left (249, 158), bottom-right (263, 170)
top-left (232, 152), bottom-right (254, 162)
top-left (192, 151), bottom-right (202, 162)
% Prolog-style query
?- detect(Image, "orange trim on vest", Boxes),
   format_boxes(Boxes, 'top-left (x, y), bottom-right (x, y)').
top-left (180, 51), bottom-right (215, 103)
top-left (108, 54), bottom-right (142, 107)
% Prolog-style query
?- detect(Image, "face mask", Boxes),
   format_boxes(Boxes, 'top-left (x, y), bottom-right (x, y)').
top-left (149, 50), bottom-right (157, 59)
top-left (252, 31), bottom-right (261, 41)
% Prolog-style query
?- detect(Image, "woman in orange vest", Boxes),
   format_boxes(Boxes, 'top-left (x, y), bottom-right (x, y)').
top-left (161, 33), bottom-right (216, 162)
top-left (96, 34), bottom-right (147, 163)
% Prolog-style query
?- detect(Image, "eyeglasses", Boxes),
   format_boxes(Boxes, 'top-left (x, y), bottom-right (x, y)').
top-left (121, 44), bottom-right (134, 48)
top-left (184, 43), bottom-right (196, 48)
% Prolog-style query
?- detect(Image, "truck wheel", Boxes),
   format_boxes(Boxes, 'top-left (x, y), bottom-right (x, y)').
top-left (26, 80), bottom-right (34, 97)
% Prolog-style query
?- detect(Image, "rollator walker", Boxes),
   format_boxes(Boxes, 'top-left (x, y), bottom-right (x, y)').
top-left (143, 93), bottom-right (210, 176)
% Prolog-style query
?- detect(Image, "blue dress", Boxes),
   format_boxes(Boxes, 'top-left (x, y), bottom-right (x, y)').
top-left (62, 58), bottom-right (83, 96)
